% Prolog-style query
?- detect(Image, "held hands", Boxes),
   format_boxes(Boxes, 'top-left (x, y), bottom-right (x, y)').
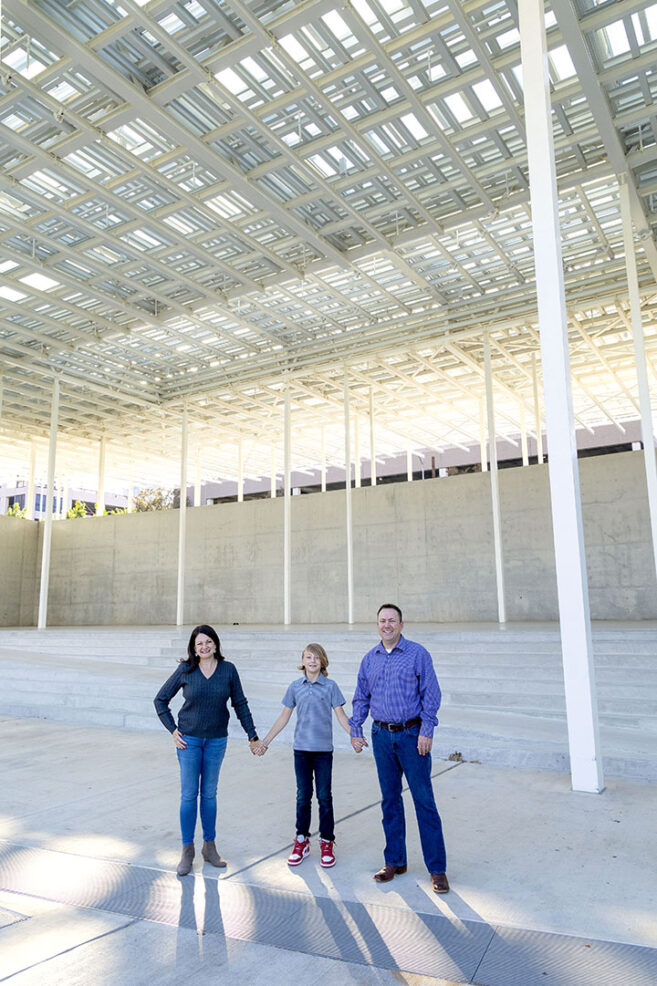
top-left (173, 728), bottom-right (187, 750)
top-left (350, 736), bottom-right (368, 754)
top-left (250, 738), bottom-right (267, 756)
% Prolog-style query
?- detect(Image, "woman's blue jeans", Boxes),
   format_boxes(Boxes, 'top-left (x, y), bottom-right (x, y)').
top-left (176, 735), bottom-right (227, 845)
top-left (372, 721), bottom-right (447, 874)
top-left (294, 750), bottom-right (335, 841)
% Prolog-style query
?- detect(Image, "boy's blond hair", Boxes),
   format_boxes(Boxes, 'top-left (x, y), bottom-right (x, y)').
top-left (298, 642), bottom-right (329, 677)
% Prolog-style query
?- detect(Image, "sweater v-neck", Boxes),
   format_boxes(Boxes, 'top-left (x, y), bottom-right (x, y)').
top-left (198, 662), bottom-right (217, 681)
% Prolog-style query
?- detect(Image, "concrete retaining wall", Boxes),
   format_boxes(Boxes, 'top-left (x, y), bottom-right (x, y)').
top-left (0, 515), bottom-right (39, 626)
top-left (2, 450), bottom-right (656, 625)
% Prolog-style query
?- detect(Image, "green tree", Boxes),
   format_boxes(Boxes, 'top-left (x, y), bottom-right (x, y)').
top-left (132, 487), bottom-right (174, 512)
top-left (6, 502), bottom-right (27, 518)
top-left (66, 500), bottom-right (88, 519)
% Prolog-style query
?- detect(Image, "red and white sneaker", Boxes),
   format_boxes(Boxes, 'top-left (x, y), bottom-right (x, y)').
top-left (288, 836), bottom-right (310, 866)
top-left (320, 839), bottom-right (336, 868)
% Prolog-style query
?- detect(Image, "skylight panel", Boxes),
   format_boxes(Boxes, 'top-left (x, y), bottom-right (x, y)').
top-left (241, 56), bottom-right (268, 84)
top-left (381, 85), bottom-right (400, 103)
top-left (497, 27), bottom-right (520, 50)
top-left (0, 260), bottom-right (19, 273)
top-left (549, 45), bottom-right (576, 81)
top-left (351, 0), bottom-right (378, 27)
top-left (472, 80), bottom-right (502, 112)
top-left (1, 113), bottom-right (25, 131)
top-left (322, 10), bottom-right (353, 44)
top-left (309, 154), bottom-right (337, 177)
top-left (0, 286), bottom-right (27, 302)
top-left (400, 113), bottom-right (428, 140)
top-left (279, 34), bottom-right (310, 65)
top-left (645, 5), bottom-right (657, 39)
top-left (19, 273), bottom-right (60, 291)
top-left (601, 19), bottom-right (630, 56)
top-left (47, 80), bottom-right (79, 102)
top-left (159, 12), bottom-right (185, 34)
top-left (213, 68), bottom-right (246, 97)
top-left (444, 93), bottom-right (472, 124)
top-left (3, 48), bottom-right (46, 79)
top-left (456, 50), bottom-right (477, 69)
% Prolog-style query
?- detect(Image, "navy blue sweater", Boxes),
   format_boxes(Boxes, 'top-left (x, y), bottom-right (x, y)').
top-left (154, 661), bottom-right (256, 740)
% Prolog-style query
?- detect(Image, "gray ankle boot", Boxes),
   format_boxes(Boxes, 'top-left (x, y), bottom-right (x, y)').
top-left (202, 840), bottom-right (227, 868)
top-left (177, 843), bottom-right (195, 876)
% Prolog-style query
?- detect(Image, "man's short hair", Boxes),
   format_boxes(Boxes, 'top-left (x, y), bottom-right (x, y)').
top-left (377, 603), bottom-right (403, 622)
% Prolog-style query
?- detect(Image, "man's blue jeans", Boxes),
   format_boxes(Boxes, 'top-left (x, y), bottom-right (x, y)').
top-left (176, 735), bottom-right (227, 845)
top-left (294, 750), bottom-right (335, 841)
top-left (372, 721), bottom-right (447, 874)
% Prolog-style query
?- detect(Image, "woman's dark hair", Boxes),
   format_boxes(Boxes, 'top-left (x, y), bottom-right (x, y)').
top-left (181, 624), bottom-right (225, 672)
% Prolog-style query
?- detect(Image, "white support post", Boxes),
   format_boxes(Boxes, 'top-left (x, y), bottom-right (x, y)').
top-left (484, 339), bottom-right (506, 624)
top-left (520, 404), bottom-right (529, 466)
top-left (354, 414), bottom-right (361, 488)
top-left (479, 399), bottom-right (488, 472)
top-left (407, 446), bottom-right (413, 482)
top-left (97, 437), bottom-right (106, 516)
top-left (619, 178), bottom-right (657, 580)
top-left (320, 424), bottom-right (327, 493)
top-left (237, 440), bottom-right (244, 503)
top-left (283, 388), bottom-right (291, 625)
top-left (176, 407), bottom-right (188, 627)
top-left (532, 355), bottom-right (544, 463)
top-left (127, 460), bottom-right (133, 513)
top-left (344, 370), bottom-right (354, 624)
top-left (26, 442), bottom-right (36, 520)
top-left (520, 0), bottom-right (603, 793)
top-left (194, 449), bottom-right (201, 507)
top-left (270, 446), bottom-right (277, 498)
top-left (38, 378), bottom-right (59, 629)
top-left (369, 387), bottom-right (376, 487)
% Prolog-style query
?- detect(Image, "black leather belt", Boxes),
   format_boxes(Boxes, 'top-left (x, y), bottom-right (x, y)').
top-left (374, 717), bottom-right (421, 732)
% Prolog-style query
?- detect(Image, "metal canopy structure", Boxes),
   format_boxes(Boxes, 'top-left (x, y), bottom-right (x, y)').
top-left (1, 0), bottom-right (657, 491)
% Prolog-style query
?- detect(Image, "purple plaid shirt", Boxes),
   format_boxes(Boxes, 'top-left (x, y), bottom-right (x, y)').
top-left (349, 635), bottom-right (442, 739)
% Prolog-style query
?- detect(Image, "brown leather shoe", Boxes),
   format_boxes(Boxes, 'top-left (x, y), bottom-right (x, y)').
top-left (374, 864), bottom-right (407, 883)
top-left (431, 872), bottom-right (450, 894)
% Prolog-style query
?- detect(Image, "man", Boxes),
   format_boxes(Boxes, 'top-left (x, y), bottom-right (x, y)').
top-left (349, 603), bottom-right (449, 894)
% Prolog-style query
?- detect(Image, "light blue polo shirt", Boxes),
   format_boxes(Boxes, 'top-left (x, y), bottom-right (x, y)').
top-left (282, 676), bottom-right (345, 751)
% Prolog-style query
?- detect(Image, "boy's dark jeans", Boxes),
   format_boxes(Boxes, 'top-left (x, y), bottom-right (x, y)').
top-left (293, 749), bottom-right (335, 841)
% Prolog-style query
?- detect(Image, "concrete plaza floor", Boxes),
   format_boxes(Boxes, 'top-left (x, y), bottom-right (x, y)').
top-left (1, 716), bottom-right (656, 986)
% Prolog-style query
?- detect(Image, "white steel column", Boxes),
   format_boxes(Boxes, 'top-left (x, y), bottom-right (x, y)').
top-left (26, 442), bottom-right (36, 520)
top-left (479, 399), bottom-right (488, 472)
top-left (237, 440), bottom-right (244, 502)
top-left (127, 460), bottom-right (133, 513)
top-left (369, 388), bottom-right (376, 486)
top-left (176, 407), bottom-right (188, 627)
top-left (484, 339), bottom-right (506, 624)
top-left (38, 378), bottom-right (59, 629)
top-left (194, 449), bottom-right (201, 507)
top-left (354, 415), bottom-right (361, 488)
top-left (270, 446), bottom-right (277, 498)
top-left (407, 446), bottom-right (413, 481)
top-left (283, 388), bottom-right (291, 625)
top-left (619, 178), bottom-right (657, 578)
top-left (96, 437), bottom-right (106, 516)
top-left (320, 425), bottom-right (327, 492)
top-left (520, 404), bottom-right (529, 466)
top-left (532, 355), bottom-right (544, 463)
top-left (344, 371), bottom-right (354, 624)
top-left (520, 0), bottom-right (603, 793)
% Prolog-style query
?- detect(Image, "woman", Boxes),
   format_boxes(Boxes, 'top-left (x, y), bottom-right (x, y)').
top-left (154, 624), bottom-right (260, 876)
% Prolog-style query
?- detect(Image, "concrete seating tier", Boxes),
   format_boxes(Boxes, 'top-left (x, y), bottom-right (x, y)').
top-left (1, 625), bottom-right (656, 779)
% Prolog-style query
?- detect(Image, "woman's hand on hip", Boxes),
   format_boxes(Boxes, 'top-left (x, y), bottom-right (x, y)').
top-left (173, 728), bottom-right (187, 750)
